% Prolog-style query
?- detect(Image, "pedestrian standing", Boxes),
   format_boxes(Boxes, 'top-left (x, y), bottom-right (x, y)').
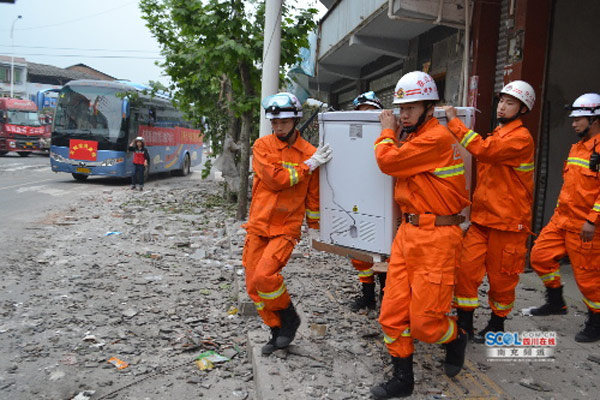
top-left (528, 93), bottom-right (600, 343)
top-left (348, 91), bottom-right (387, 312)
top-left (129, 136), bottom-right (149, 191)
top-left (371, 71), bottom-right (470, 399)
top-left (443, 81), bottom-right (536, 343)
top-left (242, 92), bottom-right (333, 355)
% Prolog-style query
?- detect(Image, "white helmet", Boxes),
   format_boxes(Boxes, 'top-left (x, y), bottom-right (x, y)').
top-left (262, 92), bottom-right (303, 119)
top-left (393, 71), bottom-right (439, 105)
top-left (500, 80), bottom-right (535, 111)
top-left (353, 91), bottom-right (383, 110)
top-left (135, 136), bottom-right (144, 142)
top-left (569, 93), bottom-right (600, 117)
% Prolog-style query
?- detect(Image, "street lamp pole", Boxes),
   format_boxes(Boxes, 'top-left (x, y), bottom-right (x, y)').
top-left (10, 15), bottom-right (23, 98)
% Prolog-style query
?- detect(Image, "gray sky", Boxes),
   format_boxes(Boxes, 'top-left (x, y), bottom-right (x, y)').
top-left (0, 0), bottom-right (326, 87)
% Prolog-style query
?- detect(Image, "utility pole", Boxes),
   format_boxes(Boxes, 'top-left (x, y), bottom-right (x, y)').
top-left (259, 0), bottom-right (282, 137)
top-left (10, 15), bottom-right (22, 98)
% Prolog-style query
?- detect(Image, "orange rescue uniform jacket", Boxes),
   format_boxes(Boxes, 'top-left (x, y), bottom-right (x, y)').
top-left (374, 117), bottom-right (470, 215)
top-left (447, 118), bottom-right (535, 232)
top-left (551, 137), bottom-right (600, 232)
top-left (245, 132), bottom-right (320, 238)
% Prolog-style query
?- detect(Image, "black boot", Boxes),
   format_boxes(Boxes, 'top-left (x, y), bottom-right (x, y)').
top-left (473, 312), bottom-right (505, 344)
top-left (575, 311), bottom-right (600, 343)
top-left (457, 309), bottom-right (474, 340)
top-left (275, 302), bottom-right (301, 349)
top-left (261, 327), bottom-right (279, 355)
top-left (378, 273), bottom-right (387, 301)
top-left (443, 329), bottom-right (467, 377)
top-left (350, 282), bottom-right (376, 311)
top-left (371, 355), bottom-right (414, 399)
top-left (531, 286), bottom-right (568, 316)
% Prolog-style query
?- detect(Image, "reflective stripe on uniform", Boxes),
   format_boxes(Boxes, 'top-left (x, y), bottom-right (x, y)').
top-left (400, 328), bottom-right (411, 337)
top-left (374, 138), bottom-right (395, 149)
top-left (514, 162), bottom-right (535, 172)
top-left (254, 301), bottom-right (265, 311)
top-left (306, 209), bottom-right (320, 220)
top-left (593, 203), bottom-right (600, 213)
top-left (281, 162), bottom-right (299, 186)
top-left (566, 157), bottom-right (590, 168)
top-left (435, 318), bottom-right (455, 344)
top-left (540, 271), bottom-right (560, 283)
top-left (358, 269), bottom-right (374, 278)
top-left (454, 296), bottom-right (479, 308)
top-left (258, 283), bottom-right (287, 300)
top-left (433, 163), bottom-right (465, 178)
top-left (492, 300), bottom-right (514, 311)
top-left (583, 296), bottom-right (600, 310)
top-left (383, 332), bottom-right (397, 344)
top-left (460, 130), bottom-right (479, 148)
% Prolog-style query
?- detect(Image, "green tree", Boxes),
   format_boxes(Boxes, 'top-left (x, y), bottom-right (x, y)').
top-left (140, 0), bottom-right (317, 219)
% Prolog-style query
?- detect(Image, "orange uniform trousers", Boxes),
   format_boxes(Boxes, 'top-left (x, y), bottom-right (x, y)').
top-left (531, 220), bottom-right (600, 313)
top-left (454, 223), bottom-right (528, 317)
top-left (242, 233), bottom-right (296, 327)
top-left (379, 219), bottom-right (462, 358)
top-left (351, 259), bottom-right (375, 284)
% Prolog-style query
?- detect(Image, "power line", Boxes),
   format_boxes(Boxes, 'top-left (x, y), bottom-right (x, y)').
top-left (0, 1), bottom-right (138, 32)
top-left (14, 53), bottom-right (163, 60)
top-left (0, 44), bottom-right (160, 54)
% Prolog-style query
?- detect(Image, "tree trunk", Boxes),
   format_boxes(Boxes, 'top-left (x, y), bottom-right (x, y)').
top-left (236, 60), bottom-right (254, 220)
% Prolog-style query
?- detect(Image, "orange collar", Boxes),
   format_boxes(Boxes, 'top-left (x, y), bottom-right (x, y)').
top-left (581, 135), bottom-right (600, 152)
top-left (495, 119), bottom-right (524, 138)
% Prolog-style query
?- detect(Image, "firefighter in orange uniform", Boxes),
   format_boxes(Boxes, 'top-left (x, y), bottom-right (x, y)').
top-left (529, 93), bottom-right (600, 343)
top-left (443, 81), bottom-right (536, 342)
top-left (371, 72), bottom-right (470, 399)
top-left (349, 91), bottom-right (387, 311)
top-left (242, 92), bottom-right (333, 355)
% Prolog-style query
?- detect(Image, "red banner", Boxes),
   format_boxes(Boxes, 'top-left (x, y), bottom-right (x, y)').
top-left (138, 125), bottom-right (203, 146)
top-left (69, 139), bottom-right (98, 161)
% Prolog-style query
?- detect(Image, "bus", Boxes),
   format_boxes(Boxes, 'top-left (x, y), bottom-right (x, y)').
top-left (50, 80), bottom-right (203, 181)
top-left (0, 97), bottom-right (48, 156)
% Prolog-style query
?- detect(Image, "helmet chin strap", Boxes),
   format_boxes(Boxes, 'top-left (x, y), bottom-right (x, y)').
top-left (275, 118), bottom-right (299, 142)
top-left (578, 117), bottom-right (594, 138)
top-left (403, 103), bottom-right (432, 134)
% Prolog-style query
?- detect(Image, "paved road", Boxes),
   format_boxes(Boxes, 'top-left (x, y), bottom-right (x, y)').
top-left (0, 152), bottom-right (205, 244)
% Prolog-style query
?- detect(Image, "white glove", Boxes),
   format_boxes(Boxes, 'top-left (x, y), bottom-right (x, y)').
top-left (304, 143), bottom-right (333, 172)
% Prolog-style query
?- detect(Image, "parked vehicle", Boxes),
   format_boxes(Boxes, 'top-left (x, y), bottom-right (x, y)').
top-left (50, 80), bottom-right (203, 181)
top-left (0, 98), bottom-right (47, 156)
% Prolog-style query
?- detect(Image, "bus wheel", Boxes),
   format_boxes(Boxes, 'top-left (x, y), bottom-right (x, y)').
top-left (72, 173), bottom-right (89, 181)
top-left (17, 152), bottom-right (31, 157)
top-left (173, 153), bottom-right (190, 177)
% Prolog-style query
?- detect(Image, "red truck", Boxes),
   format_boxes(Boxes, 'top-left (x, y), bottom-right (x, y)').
top-left (0, 98), bottom-right (50, 157)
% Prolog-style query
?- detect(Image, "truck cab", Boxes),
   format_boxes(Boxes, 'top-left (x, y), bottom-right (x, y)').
top-left (0, 98), bottom-right (46, 157)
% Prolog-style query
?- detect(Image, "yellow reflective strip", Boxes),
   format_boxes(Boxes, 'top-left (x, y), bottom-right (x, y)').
top-left (258, 283), bottom-right (287, 300)
top-left (400, 328), bottom-right (411, 337)
top-left (383, 333), bottom-right (396, 344)
top-left (583, 297), bottom-right (600, 310)
top-left (254, 301), bottom-right (265, 311)
top-left (567, 157), bottom-right (590, 168)
top-left (515, 162), bottom-right (535, 172)
top-left (374, 138), bottom-right (395, 149)
top-left (436, 319), bottom-right (455, 344)
top-left (454, 296), bottom-right (479, 307)
top-left (593, 203), bottom-right (600, 212)
top-left (306, 209), bottom-right (320, 219)
top-left (358, 269), bottom-right (374, 277)
top-left (540, 271), bottom-right (560, 282)
top-left (292, 167), bottom-right (299, 185)
top-left (281, 161), bottom-right (299, 166)
top-left (493, 300), bottom-right (514, 310)
top-left (460, 130), bottom-right (478, 147)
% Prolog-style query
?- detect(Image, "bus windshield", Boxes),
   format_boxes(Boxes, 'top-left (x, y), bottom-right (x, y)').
top-left (6, 110), bottom-right (41, 127)
top-left (54, 85), bottom-right (125, 142)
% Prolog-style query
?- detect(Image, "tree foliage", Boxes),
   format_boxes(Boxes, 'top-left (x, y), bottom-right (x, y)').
top-left (139, 0), bottom-right (318, 154)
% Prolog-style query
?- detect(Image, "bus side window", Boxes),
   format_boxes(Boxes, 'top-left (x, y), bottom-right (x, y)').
top-left (129, 111), bottom-right (139, 143)
top-left (149, 108), bottom-right (156, 126)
